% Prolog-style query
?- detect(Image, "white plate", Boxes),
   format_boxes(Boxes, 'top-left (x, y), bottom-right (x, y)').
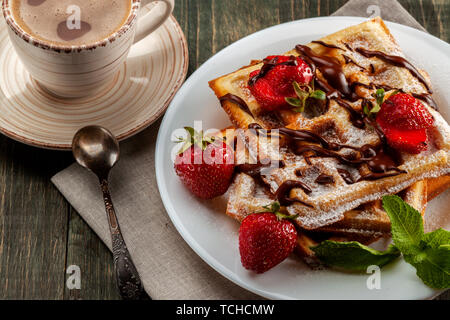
top-left (155, 17), bottom-right (450, 300)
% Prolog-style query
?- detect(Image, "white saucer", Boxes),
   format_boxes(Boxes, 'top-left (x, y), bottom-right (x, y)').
top-left (0, 14), bottom-right (188, 150)
top-left (156, 17), bottom-right (450, 300)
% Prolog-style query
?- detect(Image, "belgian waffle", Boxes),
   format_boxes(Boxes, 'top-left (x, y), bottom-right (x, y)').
top-left (209, 17), bottom-right (450, 230)
top-left (215, 127), bottom-right (447, 266)
top-left (217, 127), bottom-right (428, 238)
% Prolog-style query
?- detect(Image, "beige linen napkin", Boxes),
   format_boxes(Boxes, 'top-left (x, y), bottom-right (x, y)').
top-left (52, 0), bottom-right (433, 299)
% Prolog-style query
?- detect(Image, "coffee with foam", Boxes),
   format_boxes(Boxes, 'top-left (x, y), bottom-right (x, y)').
top-left (11, 0), bottom-right (132, 45)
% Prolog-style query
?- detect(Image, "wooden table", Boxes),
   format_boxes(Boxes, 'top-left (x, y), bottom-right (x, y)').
top-left (0, 0), bottom-right (448, 300)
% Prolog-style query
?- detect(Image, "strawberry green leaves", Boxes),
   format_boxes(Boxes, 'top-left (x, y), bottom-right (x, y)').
top-left (312, 241), bottom-right (400, 272)
top-left (262, 201), bottom-right (281, 214)
top-left (285, 81), bottom-right (326, 113)
top-left (262, 201), bottom-right (298, 221)
top-left (175, 127), bottom-right (216, 154)
top-left (312, 195), bottom-right (450, 289)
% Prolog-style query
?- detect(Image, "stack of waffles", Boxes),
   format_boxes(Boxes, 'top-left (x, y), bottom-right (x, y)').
top-left (208, 17), bottom-right (450, 265)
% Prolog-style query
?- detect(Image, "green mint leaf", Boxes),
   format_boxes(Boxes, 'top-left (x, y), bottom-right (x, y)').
top-left (311, 241), bottom-right (400, 271)
top-left (285, 97), bottom-right (302, 107)
top-left (363, 103), bottom-right (370, 117)
top-left (382, 195), bottom-right (424, 255)
top-left (383, 196), bottom-right (450, 289)
top-left (375, 88), bottom-right (385, 106)
top-left (311, 195), bottom-right (450, 289)
top-left (404, 245), bottom-right (450, 289)
top-left (370, 103), bottom-right (381, 114)
top-left (310, 90), bottom-right (326, 101)
top-left (423, 228), bottom-right (450, 248)
top-left (293, 81), bottom-right (310, 98)
top-left (404, 228), bottom-right (450, 289)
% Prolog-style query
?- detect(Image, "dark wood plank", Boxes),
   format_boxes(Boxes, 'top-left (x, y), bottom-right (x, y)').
top-left (399, 0), bottom-right (450, 42)
top-left (0, 136), bottom-right (72, 299)
top-left (63, 208), bottom-right (121, 300)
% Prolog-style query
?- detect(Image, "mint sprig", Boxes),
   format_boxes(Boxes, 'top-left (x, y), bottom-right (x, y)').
top-left (383, 195), bottom-right (450, 289)
top-left (312, 241), bottom-right (400, 271)
top-left (285, 81), bottom-right (326, 113)
top-left (382, 195), bottom-right (424, 255)
top-left (311, 195), bottom-right (450, 289)
top-left (363, 88), bottom-right (385, 119)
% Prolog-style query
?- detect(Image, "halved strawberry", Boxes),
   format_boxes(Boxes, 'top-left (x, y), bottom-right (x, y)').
top-left (248, 55), bottom-right (313, 111)
top-left (376, 93), bottom-right (434, 130)
top-left (383, 127), bottom-right (428, 155)
top-left (376, 93), bottom-right (434, 154)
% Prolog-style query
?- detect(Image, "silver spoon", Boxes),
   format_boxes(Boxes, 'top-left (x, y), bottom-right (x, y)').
top-left (72, 125), bottom-right (144, 300)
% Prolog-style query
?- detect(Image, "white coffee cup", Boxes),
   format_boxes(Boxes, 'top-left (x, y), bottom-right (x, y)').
top-left (1, 0), bottom-right (174, 98)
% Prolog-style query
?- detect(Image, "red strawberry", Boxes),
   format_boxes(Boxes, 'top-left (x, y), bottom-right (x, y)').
top-left (239, 202), bottom-right (297, 273)
top-left (376, 93), bottom-right (434, 154)
top-left (376, 93), bottom-right (434, 130)
top-left (248, 55), bottom-right (313, 111)
top-left (174, 128), bottom-right (234, 199)
top-left (383, 127), bottom-right (428, 154)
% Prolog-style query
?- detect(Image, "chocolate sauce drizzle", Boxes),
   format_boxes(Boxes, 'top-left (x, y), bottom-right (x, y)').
top-left (356, 48), bottom-right (432, 93)
top-left (261, 124), bottom-right (405, 177)
top-left (275, 180), bottom-right (313, 207)
top-left (248, 56), bottom-right (298, 86)
top-left (219, 93), bottom-right (253, 116)
top-left (296, 45), bottom-right (357, 101)
top-left (312, 41), bottom-right (344, 50)
top-left (237, 160), bottom-right (285, 177)
top-left (315, 174), bottom-right (335, 185)
top-left (342, 54), bottom-right (366, 71)
top-left (412, 93), bottom-right (438, 111)
top-left (278, 127), bottom-right (359, 151)
top-left (337, 169), bottom-right (355, 184)
top-left (333, 98), bottom-right (365, 128)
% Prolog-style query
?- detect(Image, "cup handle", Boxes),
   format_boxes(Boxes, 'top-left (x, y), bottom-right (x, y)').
top-left (133, 0), bottom-right (174, 44)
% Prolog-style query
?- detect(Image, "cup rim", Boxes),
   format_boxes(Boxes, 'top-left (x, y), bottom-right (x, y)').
top-left (2, 0), bottom-right (141, 53)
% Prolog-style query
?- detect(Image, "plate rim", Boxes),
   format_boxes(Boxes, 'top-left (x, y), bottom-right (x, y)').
top-left (0, 14), bottom-right (189, 151)
top-left (156, 16), bottom-right (449, 300)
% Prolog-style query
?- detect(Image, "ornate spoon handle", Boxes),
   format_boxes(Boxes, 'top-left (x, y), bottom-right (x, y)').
top-left (100, 178), bottom-right (144, 300)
